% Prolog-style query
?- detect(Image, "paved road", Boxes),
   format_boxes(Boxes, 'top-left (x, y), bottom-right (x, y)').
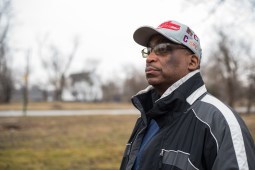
top-left (0, 109), bottom-right (140, 117)
top-left (0, 107), bottom-right (254, 117)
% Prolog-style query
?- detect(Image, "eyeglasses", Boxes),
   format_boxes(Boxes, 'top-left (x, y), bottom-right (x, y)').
top-left (141, 43), bottom-right (189, 58)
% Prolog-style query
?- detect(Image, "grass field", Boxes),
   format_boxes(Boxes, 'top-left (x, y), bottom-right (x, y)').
top-left (0, 114), bottom-right (254, 170)
top-left (0, 115), bottom-right (139, 170)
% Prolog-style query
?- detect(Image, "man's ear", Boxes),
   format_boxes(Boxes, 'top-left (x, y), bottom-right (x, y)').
top-left (188, 55), bottom-right (200, 71)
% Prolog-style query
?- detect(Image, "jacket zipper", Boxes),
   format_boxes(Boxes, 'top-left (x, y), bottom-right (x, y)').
top-left (126, 123), bottom-right (147, 170)
top-left (159, 149), bottom-right (164, 169)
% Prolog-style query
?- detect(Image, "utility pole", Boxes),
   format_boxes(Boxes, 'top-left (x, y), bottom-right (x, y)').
top-left (23, 50), bottom-right (30, 116)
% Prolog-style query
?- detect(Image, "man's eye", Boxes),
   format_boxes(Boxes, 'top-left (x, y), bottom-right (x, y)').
top-left (166, 46), bottom-right (174, 52)
top-left (157, 47), bottom-right (166, 52)
top-left (156, 46), bottom-right (172, 54)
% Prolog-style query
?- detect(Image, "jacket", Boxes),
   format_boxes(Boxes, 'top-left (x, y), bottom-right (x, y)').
top-left (120, 70), bottom-right (255, 170)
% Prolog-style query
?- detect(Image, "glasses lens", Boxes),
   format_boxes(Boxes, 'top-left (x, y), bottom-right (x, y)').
top-left (141, 43), bottom-right (188, 58)
top-left (154, 43), bottom-right (174, 55)
top-left (141, 48), bottom-right (151, 58)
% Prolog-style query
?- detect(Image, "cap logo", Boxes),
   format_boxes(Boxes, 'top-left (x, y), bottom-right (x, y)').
top-left (183, 35), bottom-right (188, 42)
top-left (194, 34), bottom-right (198, 41)
top-left (189, 41), bottom-right (197, 50)
top-left (157, 21), bottom-right (180, 31)
top-left (186, 27), bottom-right (193, 36)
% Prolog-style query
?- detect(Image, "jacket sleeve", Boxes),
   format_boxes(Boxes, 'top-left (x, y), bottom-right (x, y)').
top-left (209, 114), bottom-right (255, 170)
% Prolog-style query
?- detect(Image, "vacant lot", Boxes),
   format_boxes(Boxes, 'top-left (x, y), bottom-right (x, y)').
top-left (0, 115), bottom-right (139, 170)
top-left (0, 114), bottom-right (254, 170)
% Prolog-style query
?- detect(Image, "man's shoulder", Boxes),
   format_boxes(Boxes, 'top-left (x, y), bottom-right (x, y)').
top-left (192, 93), bottom-right (238, 122)
top-left (191, 93), bottom-right (249, 145)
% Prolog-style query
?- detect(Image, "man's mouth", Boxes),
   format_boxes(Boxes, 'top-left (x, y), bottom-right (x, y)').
top-left (145, 66), bottom-right (161, 73)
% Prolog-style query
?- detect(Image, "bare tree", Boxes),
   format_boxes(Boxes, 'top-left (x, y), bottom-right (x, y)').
top-left (204, 31), bottom-right (241, 107)
top-left (0, 0), bottom-right (13, 103)
top-left (22, 50), bottom-right (30, 116)
top-left (245, 51), bottom-right (255, 114)
top-left (37, 36), bottom-right (79, 101)
top-left (218, 32), bottom-right (240, 107)
top-left (121, 65), bottom-right (148, 102)
top-left (246, 74), bottom-right (255, 114)
top-left (186, 0), bottom-right (255, 24)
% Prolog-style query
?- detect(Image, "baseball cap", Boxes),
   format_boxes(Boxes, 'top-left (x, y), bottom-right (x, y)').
top-left (133, 20), bottom-right (202, 60)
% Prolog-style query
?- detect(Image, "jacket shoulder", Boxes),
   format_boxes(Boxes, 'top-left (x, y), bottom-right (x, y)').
top-left (191, 94), bottom-right (247, 145)
top-left (191, 94), bottom-right (254, 169)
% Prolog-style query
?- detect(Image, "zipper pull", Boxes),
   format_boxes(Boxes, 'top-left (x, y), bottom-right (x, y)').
top-left (159, 149), bottom-right (164, 169)
top-left (126, 143), bottom-right (132, 156)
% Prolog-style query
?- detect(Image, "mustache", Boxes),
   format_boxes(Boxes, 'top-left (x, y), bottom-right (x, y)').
top-left (145, 65), bottom-right (161, 71)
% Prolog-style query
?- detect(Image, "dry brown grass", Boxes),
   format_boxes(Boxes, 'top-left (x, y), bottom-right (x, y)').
top-left (241, 114), bottom-right (255, 140)
top-left (0, 115), bottom-right (139, 170)
top-left (0, 114), bottom-right (254, 170)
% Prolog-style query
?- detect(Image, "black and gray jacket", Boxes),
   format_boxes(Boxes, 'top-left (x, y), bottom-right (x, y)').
top-left (120, 70), bottom-right (255, 170)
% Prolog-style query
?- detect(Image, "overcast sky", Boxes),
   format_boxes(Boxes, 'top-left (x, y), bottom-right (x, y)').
top-left (9, 0), bottom-right (255, 85)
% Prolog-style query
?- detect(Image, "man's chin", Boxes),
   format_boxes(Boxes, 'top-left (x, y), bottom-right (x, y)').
top-left (146, 78), bottom-right (161, 86)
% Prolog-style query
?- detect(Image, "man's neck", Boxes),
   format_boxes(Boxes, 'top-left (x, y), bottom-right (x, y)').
top-left (153, 84), bottom-right (171, 96)
top-left (155, 70), bottom-right (200, 99)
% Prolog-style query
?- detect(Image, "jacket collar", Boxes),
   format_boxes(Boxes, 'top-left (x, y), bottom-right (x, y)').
top-left (132, 70), bottom-right (207, 126)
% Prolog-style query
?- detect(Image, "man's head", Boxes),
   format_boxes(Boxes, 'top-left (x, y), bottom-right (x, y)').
top-left (133, 20), bottom-right (202, 60)
top-left (133, 20), bottom-right (202, 95)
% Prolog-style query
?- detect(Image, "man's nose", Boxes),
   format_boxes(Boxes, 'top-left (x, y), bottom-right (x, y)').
top-left (146, 52), bottom-right (158, 63)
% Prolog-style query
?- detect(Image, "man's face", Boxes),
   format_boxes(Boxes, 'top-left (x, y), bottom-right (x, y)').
top-left (145, 35), bottom-right (193, 92)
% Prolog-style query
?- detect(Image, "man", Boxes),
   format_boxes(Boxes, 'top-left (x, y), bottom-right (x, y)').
top-left (120, 20), bottom-right (255, 170)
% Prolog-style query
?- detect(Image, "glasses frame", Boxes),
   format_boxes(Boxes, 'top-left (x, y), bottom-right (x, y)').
top-left (141, 43), bottom-right (191, 58)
